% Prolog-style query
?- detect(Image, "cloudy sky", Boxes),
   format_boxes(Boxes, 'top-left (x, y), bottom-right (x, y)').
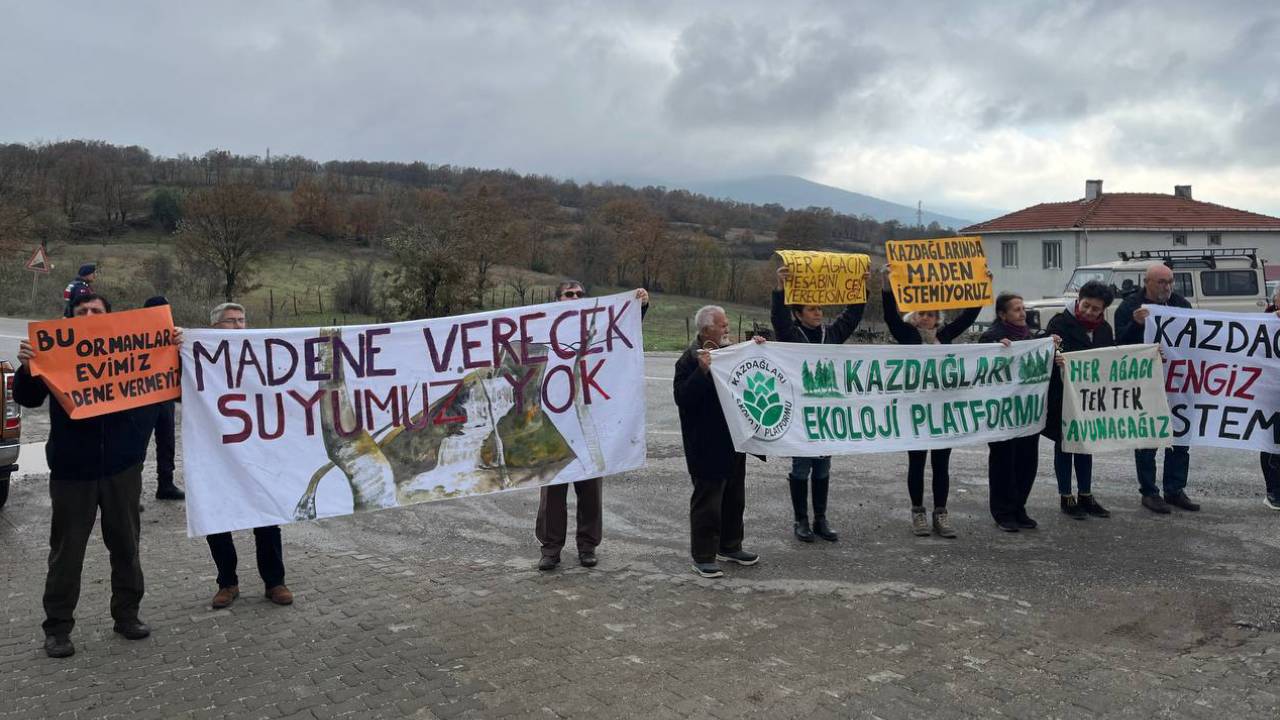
top-left (3, 0), bottom-right (1279, 218)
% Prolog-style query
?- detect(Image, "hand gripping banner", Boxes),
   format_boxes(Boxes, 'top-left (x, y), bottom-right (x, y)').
top-left (180, 292), bottom-right (646, 536)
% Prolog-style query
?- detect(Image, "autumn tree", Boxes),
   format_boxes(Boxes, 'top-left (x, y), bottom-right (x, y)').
top-left (292, 175), bottom-right (344, 239)
top-left (776, 209), bottom-right (832, 250)
top-left (456, 185), bottom-right (514, 308)
top-left (176, 183), bottom-right (286, 302)
top-left (385, 223), bottom-right (469, 319)
top-left (597, 198), bottom-right (674, 289)
top-left (567, 221), bottom-right (616, 288)
top-left (671, 231), bottom-right (727, 297)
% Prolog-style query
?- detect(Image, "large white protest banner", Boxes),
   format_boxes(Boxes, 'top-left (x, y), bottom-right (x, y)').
top-left (180, 292), bottom-right (646, 536)
top-left (1145, 305), bottom-right (1280, 452)
top-left (707, 338), bottom-right (1053, 456)
top-left (1059, 344), bottom-right (1173, 454)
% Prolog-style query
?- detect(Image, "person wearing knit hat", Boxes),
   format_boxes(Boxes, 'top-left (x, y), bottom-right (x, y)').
top-left (62, 264), bottom-right (97, 318)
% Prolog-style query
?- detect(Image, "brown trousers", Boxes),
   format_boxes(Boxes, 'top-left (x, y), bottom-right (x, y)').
top-left (43, 463), bottom-right (145, 636)
top-left (535, 478), bottom-right (602, 558)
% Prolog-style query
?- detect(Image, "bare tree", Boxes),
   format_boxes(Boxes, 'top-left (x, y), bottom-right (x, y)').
top-left (176, 184), bottom-right (286, 301)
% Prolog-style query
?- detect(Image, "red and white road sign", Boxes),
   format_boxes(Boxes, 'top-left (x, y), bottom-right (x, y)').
top-left (25, 246), bottom-right (51, 273)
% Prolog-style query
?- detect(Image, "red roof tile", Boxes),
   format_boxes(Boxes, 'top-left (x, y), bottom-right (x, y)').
top-left (962, 193), bottom-right (1280, 233)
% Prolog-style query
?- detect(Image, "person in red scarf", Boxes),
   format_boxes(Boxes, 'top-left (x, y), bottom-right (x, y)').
top-left (1043, 281), bottom-right (1115, 520)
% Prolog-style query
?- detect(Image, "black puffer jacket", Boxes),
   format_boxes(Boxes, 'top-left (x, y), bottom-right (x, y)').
top-left (1042, 304), bottom-right (1115, 442)
top-left (13, 365), bottom-right (159, 481)
top-left (770, 290), bottom-right (864, 344)
top-left (673, 343), bottom-right (741, 478)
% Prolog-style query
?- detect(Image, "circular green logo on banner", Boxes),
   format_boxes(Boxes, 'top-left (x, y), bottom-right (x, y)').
top-left (729, 357), bottom-right (794, 440)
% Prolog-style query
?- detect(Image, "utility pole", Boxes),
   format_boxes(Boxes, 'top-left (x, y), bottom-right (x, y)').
top-left (917, 201), bottom-right (923, 229)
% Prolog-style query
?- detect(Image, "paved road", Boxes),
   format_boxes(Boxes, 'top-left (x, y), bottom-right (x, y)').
top-left (1, 349), bottom-right (1278, 718)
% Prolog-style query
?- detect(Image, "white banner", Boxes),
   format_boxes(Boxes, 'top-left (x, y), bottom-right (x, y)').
top-left (708, 338), bottom-right (1053, 456)
top-left (1059, 344), bottom-right (1173, 454)
top-left (180, 292), bottom-right (647, 536)
top-left (1145, 305), bottom-right (1280, 452)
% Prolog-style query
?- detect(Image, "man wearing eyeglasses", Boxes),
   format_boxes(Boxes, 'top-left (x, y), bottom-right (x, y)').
top-left (534, 280), bottom-right (649, 571)
top-left (1114, 264), bottom-right (1197, 515)
top-left (202, 302), bottom-right (293, 608)
top-left (14, 293), bottom-right (175, 657)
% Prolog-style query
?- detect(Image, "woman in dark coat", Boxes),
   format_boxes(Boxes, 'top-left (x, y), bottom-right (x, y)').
top-left (770, 265), bottom-right (867, 543)
top-left (979, 292), bottom-right (1053, 532)
top-left (881, 267), bottom-right (985, 538)
top-left (1044, 280), bottom-right (1115, 520)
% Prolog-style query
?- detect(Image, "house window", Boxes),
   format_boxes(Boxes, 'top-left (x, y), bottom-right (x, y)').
top-left (1173, 233), bottom-right (1188, 246)
top-left (1208, 233), bottom-right (1222, 246)
top-left (1001, 241), bottom-right (1018, 268)
top-left (1042, 240), bottom-right (1062, 269)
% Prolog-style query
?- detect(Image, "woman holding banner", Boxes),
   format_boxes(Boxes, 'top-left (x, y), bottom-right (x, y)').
top-left (980, 292), bottom-right (1055, 532)
top-left (771, 265), bottom-right (867, 543)
top-left (1044, 281), bottom-right (1115, 520)
top-left (880, 267), bottom-right (985, 538)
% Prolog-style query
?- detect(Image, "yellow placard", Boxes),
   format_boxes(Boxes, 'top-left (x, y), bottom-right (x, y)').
top-left (886, 236), bottom-right (992, 311)
top-left (776, 250), bottom-right (870, 305)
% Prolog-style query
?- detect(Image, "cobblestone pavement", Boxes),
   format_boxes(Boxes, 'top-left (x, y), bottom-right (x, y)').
top-left (2, 352), bottom-right (1278, 719)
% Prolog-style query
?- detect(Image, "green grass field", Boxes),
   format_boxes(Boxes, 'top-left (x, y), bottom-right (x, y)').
top-left (0, 233), bottom-right (770, 351)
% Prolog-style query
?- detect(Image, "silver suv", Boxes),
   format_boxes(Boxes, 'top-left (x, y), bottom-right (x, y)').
top-left (1025, 247), bottom-right (1268, 330)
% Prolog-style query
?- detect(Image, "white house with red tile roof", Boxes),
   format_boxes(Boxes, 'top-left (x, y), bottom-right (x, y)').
top-left (961, 180), bottom-right (1280, 316)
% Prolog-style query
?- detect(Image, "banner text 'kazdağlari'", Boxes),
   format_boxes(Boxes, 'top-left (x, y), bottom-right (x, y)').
top-left (708, 338), bottom-right (1053, 456)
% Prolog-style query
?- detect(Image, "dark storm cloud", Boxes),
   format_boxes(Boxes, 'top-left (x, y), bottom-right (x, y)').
top-left (0, 0), bottom-right (1277, 204)
top-left (663, 16), bottom-right (885, 128)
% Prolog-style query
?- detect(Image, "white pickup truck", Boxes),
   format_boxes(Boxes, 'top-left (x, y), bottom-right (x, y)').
top-left (1024, 247), bottom-right (1269, 330)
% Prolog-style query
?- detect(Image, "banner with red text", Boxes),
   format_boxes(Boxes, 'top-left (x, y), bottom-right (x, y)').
top-left (180, 292), bottom-right (646, 536)
top-left (1144, 305), bottom-right (1280, 452)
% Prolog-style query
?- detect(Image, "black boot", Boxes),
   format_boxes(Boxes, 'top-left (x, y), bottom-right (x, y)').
top-left (812, 516), bottom-right (838, 542)
top-left (793, 517), bottom-right (815, 543)
top-left (1060, 495), bottom-right (1087, 519)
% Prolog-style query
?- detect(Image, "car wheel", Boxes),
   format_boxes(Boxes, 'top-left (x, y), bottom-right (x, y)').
top-left (0, 474), bottom-right (9, 509)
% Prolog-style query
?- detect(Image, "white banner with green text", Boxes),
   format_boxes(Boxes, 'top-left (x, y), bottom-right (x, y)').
top-left (1059, 344), bottom-right (1173, 454)
top-left (708, 338), bottom-right (1054, 456)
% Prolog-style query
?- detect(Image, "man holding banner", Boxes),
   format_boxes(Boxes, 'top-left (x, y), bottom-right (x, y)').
top-left (1115, 265), bottom-right (1197, 514)
top-left (770, 263), bottom-right (867, 543)
top-left (201, 302), bottom-right (293, 609)
top-left (675, 306), bottom-right (762, 579)
top-left (534, 281), bottom-right (650, 571)
top-left (14, 294), bottom-right (177, 658)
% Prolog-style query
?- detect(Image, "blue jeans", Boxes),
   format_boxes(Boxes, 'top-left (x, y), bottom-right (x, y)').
top-left (788, 456), bottom-right (831, 520)
top-left (1054, 441), bottom-right (1092, 495)
top-left (1134, 447), bottom-right (1189, 497)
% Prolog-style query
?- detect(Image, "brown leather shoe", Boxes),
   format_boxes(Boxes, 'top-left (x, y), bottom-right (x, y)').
top-left (211, 585), bottom-right (239, 609)
top-left (265, 585), bottom-right (294, 605)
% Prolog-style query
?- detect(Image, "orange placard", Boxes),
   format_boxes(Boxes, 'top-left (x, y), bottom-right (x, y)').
top-left (28, 306), bottom-right (181, 419)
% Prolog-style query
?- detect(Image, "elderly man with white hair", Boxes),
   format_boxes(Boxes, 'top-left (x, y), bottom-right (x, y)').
top-left (673, 305), bottom-right (763, 578)
top-left (1114, 263), bottom-right (1197, 514)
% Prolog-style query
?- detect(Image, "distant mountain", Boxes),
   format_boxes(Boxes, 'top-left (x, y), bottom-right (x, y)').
top-left (673, 175), bottom-right (977, 229)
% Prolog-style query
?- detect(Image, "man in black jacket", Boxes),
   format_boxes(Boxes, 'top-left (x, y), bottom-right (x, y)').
top-left (674, 305), bottom-right (761, 578)
top-left (14, 294), bottom-right (171, 658)
top-left (1113, 264), bottom-right (1197, 514)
